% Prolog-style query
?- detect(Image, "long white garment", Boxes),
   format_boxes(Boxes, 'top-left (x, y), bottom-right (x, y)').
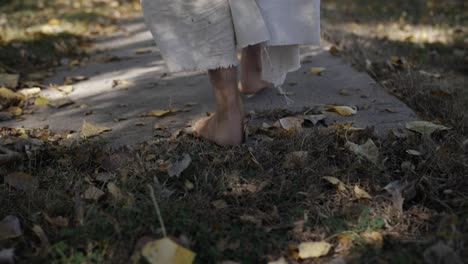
top-left (141, 0), bottom-right (321, 86)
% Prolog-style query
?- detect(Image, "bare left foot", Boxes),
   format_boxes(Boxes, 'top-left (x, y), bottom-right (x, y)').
top-left (193, 110), bottom-right (243, 146)
top-left (239, 44), bottom-right (273, 94)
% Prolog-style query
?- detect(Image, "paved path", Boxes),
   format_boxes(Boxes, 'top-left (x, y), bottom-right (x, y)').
top-left (4, 17), bottom-right (417, 146)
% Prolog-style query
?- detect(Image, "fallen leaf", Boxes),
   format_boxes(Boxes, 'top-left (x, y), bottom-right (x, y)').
top-left (406, 149), bottom-right (422, 156)
top-left (34, 96), bottom-right (50, 106)
top-left (0, 74), bottom-right (19, 88)
top-left (323, 176), bottom-right (347, 192)
top-left (112, 79), bottom-right (133, 88)
top-left (339, 89), bottom-right (350, 96)
top-left (83, 185), bottom-right (105, 201)
top-left (168, 154), bottom-right (191, 177)
top-left (0, 215), bottom-right (23, 240)
top-left (107, 182), bottom-right (135, 208)
top-left (405, 121), bottom-right (449, 136)
top-left (32, 225), bottom-right (49, 257)
top-left (381, 180), bottom-right (407, 213)
top-left (18, 87), bottom-right (41, 97)
top-left (135, 48), bottom-right (153, 54)
top-left (0, 87), bottom-right (23, 107)
top-left (346, 139), bottom-right (379, 164)
top-left (304, 114), bottom-right (326, 125)
top-left (80, 120), bottom-right (112, 139)
top-left (335, 233), bottom-right (355, 253)
top-left (48, 98), bottom-right (74, 108)
top-left (298, 241), bottom-right (332, 259)
top-left (419, 70), bottom-right (441, 79)
top-left (57, 85), bottom-right (74, 94)
top-left (146, 108), bottom-right (179, 118)
top-left (142, 237), bottom-right (196, 264)
top-left (212, 199), bottom-right (228, 209)
top-left (184, 180), bottom-right (194, 190)
top-left (362, 231), bottom-right (383, 248)
top-left (309, 67), bottom-right (326, 75)
top-left (279, 117), bottom-right (304, 131)
top-left (44, 214), bottom-right (69, 227)
top-left (327, 105), bottom-right (357, 116)
top-left (4, 172), bottom-right (38, 191)
top-left (7, 106), bottom-right (22, 116)
top-left (354, 185), bottom-right (372, 200)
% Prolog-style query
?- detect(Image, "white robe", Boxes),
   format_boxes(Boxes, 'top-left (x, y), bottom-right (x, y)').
top-left (141, 0), bottom-right (321, 86)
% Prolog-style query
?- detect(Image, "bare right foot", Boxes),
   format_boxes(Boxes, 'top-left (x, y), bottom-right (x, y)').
top-left (193, 67), bottom-right (244, 146)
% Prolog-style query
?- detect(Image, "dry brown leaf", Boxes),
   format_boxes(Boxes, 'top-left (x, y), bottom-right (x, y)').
top-left (112, 79), bottom-right (133, 88)
top-left (83, 185), bottom-right (105, 201)
top-left (0, 215), bottom-right (23, 240)
top-left (7, 106), bottom-right (22, 116)
top-left (304, 114), bottom-right (326, 125)
top-left (44, 214), bottom-right (69, 227)
top-left (297, 241), bottom-right (332, 259)
top-left (107, 182), bottom-right (135, 208)
top-left (146, 108), bottom-right (179, 118)
top-left (362, 231), bottom-right (383, 248)
top-left (32, 225), bottom-right (49, 258)
top-left (279, 117), bottom-right (304, 131)
top-left (142, 238), bottom-right (196, 264)
top-left (4, 172), bottom-right (38, 191)
top-left (135, 48), bottom-right (153, 54)
top-left (405, 121), bottom-right (449, 136)
top-left (346, 139), bottom-right (379, 164)
top-left (354, 185), bottom-right (372, 200)
top-left (212, 199), bottom-right (228, 209)
top-left (64, 76), bottom-right (88, 85)
top-left (329, 45), bottom-right (341, 56)
top-left (0, 87), bottom-right (23, 107)
top-left (80, 120), bottom-right (112, 139)
top-left (323, 176), bottom-right (347, 192)
top-left (168, 154), bottom-right (191, 177)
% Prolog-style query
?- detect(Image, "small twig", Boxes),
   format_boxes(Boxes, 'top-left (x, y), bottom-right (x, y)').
top-left (147, 184), bottom-right (167, 237)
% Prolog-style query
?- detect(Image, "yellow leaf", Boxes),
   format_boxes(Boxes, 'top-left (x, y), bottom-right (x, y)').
top-left (142, 237), bottom-right (195, 264)
top-left (298, 241), bottom-right (331, 259)
top-left (35, 96), bottom-right (50, 106)
top-left (18, 87), bottom-right (41, 97)
top-left (323, 176), bottom-right (347, 192)
top-left (48, 18), bottom-right (60, 25)
top-left (7, 106), bottom-right (22, 116)
top-left (80, 120), bottom-right (111, 139)
top-left (362, 231), bottom-right (383, 248)
top-left (309, 67), bottom-right (326, 75)
top-left (147, 109), bottom-right (171, 117)
top-left (354, 185), bottom-right (372, 200)
top-left (279, 117), bottom-right (304, 131)
top-left (327, 105), bottom-right (357, 116)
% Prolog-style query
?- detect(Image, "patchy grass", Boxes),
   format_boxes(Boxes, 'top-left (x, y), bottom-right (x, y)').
top-left (1, 111), bottom-right (467, 263)
top-left (322, 0), bottom-right (468, 136)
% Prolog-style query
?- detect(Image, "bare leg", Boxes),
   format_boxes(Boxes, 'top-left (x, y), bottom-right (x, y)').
top-left (239, 43), bottom-right (273, 94)
top-left (193, 67), bottom-right (244, 146)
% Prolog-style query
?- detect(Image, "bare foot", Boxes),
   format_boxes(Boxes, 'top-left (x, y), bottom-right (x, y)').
top-left (238, 80), bottom-right (273, 94)
top-left (193, 111), bottom-right (243, 146)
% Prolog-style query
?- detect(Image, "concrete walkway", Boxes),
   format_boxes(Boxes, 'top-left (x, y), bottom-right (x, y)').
top-left (4, 17), bottom-right (417, 146)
